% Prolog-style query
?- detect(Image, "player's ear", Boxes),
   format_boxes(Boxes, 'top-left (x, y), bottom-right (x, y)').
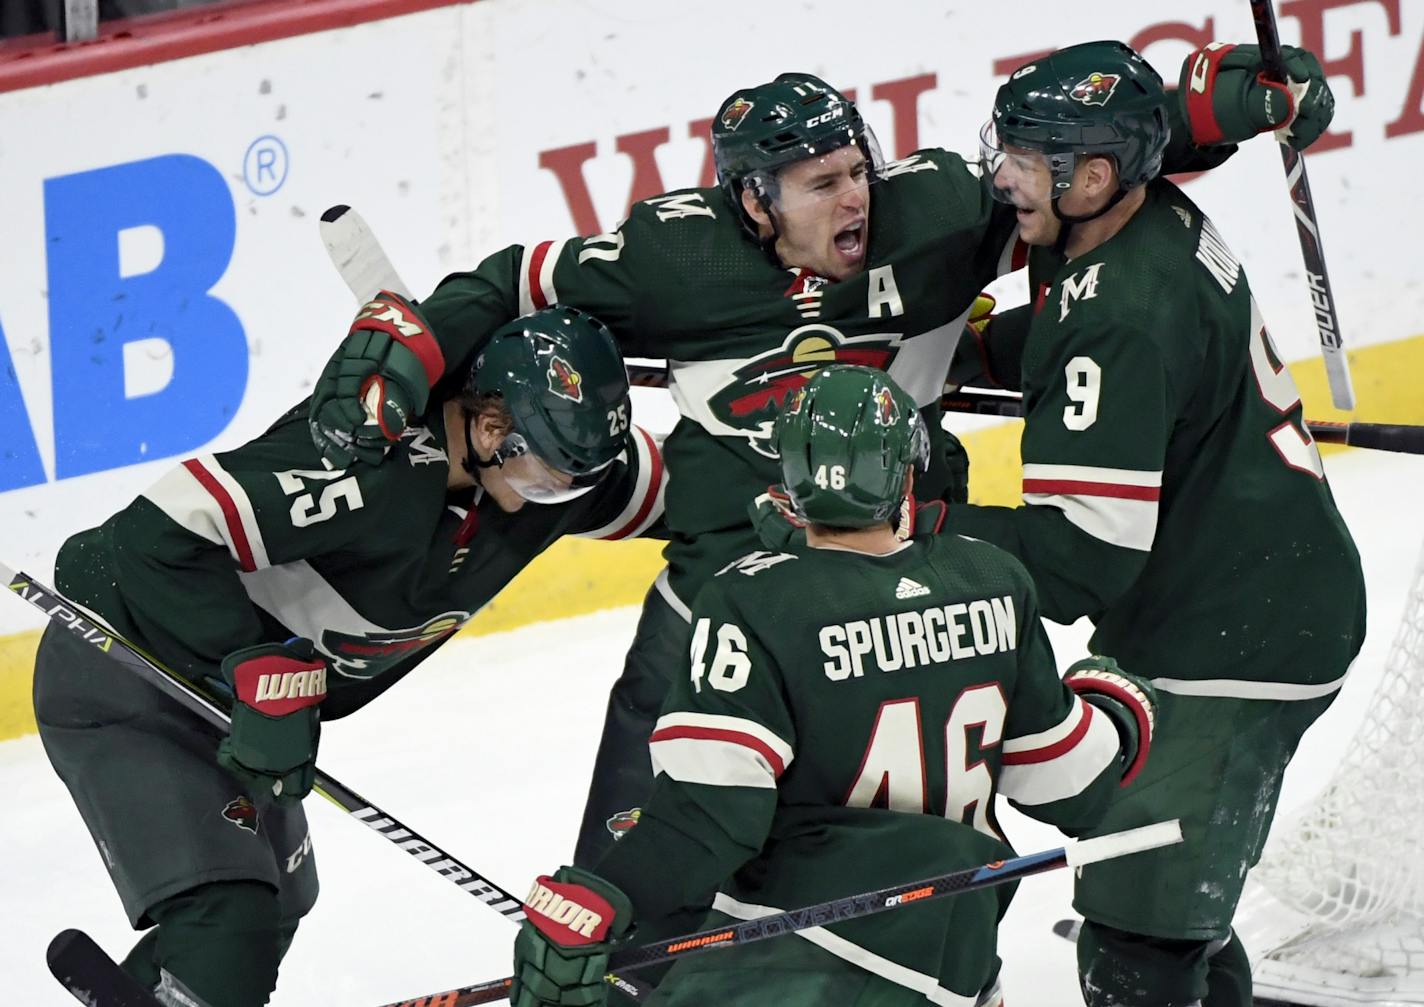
top-left (741, 186), bottom-right (772, 233)
top-left (1085, 155), bottom-right (1117, 199)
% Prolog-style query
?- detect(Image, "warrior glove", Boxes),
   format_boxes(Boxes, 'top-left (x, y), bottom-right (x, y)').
top-left (1063, 656), bottom-right (1158, 788)
top-left (216, 639), bottom-right (327, 805)
top-left (512, 866), bottom-right (634, 1007)
top-left (308, 290), bottom-right (445, 468)
top-left (1180, 42), bottom-right (1336, 151)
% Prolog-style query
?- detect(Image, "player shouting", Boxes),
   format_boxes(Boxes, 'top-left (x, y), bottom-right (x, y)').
top-left (304, 46), bottom-right (1336, 895)
top-left (33, 306), bottom-right (664, 1007)
top-left (507, 365), bottom-right (1158, 1007)
top-left (954, 41), bottom-right (1365, 1007)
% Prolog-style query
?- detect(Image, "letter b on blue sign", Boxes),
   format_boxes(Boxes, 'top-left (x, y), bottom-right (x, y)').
top-left (45, 154), bottom-right (246, 478)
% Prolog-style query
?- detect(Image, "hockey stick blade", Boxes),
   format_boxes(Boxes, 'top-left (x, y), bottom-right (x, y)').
top-left (320, 204), bottom-right (411, 302)
top-left (48, 929), bottom-right (160, 1007)
top-left (381, 820), bottom-right (1182, 1007)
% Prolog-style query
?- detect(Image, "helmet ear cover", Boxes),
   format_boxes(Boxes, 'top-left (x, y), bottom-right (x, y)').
top-left (772, 365), bottom-right (927, 530)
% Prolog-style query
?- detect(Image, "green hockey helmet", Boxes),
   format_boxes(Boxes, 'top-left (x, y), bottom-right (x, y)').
top-left (981, 41), bottom-right (1169, 207)
top-left (773, 365), bottom-right (928, 529)
top-left (465, 306), bottom-right (631, 503)
top-left (712, 71), bottom-right (885, 238)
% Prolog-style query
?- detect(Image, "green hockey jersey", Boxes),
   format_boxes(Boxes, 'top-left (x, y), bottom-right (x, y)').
top-left (413, 148), bottom-right (1020, 602)
top-left (54, 405), bottom-right (665, 719)
top-left (595, 534), bottom-right (1126, 1003)
top-left (950, 179), bottom-right (1365, 689)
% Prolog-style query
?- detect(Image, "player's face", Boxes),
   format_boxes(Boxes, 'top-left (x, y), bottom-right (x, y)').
top-left (993, 145), bottom-right (1060, 246)
top-left (767, 145), bottom-right (871, 280)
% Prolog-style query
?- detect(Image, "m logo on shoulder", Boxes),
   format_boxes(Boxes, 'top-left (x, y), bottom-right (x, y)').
top-left (716, 550), bottom-right (797, 577)
top-left (1059, 262), bottom-right (1105, 321)
top-left (895, 577), bottom-right (930, 600)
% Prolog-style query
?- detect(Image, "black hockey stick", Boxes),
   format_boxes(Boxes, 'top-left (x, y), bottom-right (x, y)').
top-left (4, 563), bottom-right (530, 925)
top-left (48, 929), bottom-right (161, 1007)
top-left (376, 820), bottom-right (1182, 1007)
top-left (1249, 0), bottom-right (1355, 410)
top-left (320, 206), bottom-right (1423, 453)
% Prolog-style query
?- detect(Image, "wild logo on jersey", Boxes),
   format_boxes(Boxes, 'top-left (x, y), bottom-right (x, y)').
top-left (321, 611), bottom-right (469, 679)
top-left (708, 325), bottom-right (901, 457)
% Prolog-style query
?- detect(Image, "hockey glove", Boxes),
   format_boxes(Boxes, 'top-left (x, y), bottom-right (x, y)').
top-left (216, 639), bottom-right (327, 805)
top-left (512, 866), bottom-right (634, 1007)
top-left (1180, 43), bottom-right (1336, 151)
top-left (308, 291), bottom-right (446, 468)
top-left (749, 484), bottom-right (808, 551)
top-left (940, 428), bottom-right (969, 506)
top-left (1063, 656), bottom-right (1158, 788)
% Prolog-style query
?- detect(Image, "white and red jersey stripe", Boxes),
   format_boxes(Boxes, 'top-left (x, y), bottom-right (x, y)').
top-left (517, 239), bottom-right (570, 315)
top-left (998, 694), bottom-right (1120, 805)
top-left (1021, 462), bottom-right (1162, 552)
top-left (143, 455), bottom-right (271, 572)
top-left (650, 711), bottom-right (795, 790)
top-left (576, 426), bottom-right (666, 541)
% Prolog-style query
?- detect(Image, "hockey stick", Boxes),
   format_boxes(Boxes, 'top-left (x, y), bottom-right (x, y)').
top-left (376, 820), bottom-right (1183, 1007)
top-left (1249, 0), bottom-right (1355, 410)
top-left (320, 206), bottom-right (1424, 454)
top-left (4, 563), bottom-right (531, 924)
top-left (633, 368), bottom-right (1424, 453)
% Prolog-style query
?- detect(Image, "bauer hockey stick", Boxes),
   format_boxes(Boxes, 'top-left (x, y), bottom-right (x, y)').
top-left (1250, 0), bottom-right (1355, 410)
top-left (376, 820), bottom-right (1183, 1007)
top-left (320, 207), bottom-right (1424, 454)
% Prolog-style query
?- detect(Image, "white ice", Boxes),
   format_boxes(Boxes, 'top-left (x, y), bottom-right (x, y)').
top-left (4, 445), bottom-right (1421, 1006)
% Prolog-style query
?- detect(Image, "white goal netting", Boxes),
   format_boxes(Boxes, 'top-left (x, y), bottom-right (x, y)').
top-left (1241, 538), bottom-right (1424, 1006)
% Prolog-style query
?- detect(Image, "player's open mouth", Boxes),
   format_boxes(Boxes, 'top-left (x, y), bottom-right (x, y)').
top-left (834, 223), bottom-right (865, 261)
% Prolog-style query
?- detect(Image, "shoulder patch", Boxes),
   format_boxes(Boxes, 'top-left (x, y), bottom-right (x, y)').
top-left (715, 550), bottom-right (798, 578)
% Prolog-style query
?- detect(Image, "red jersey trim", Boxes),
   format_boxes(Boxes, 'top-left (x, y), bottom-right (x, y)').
top-left (1001, 703), bottom-right (1093, 766)
top-left (182, 458), bottom-right (257, 572)
top-left (1021, 478), bottom-right (1161, 502)
top-left (526, 240), bottom-right (554, 311)
top-left (649, 724), bottom-right (787, 779)
top-left (0, 0), bottom-right (466, 95)
top-left (601, 426), bottom-right (665, 541)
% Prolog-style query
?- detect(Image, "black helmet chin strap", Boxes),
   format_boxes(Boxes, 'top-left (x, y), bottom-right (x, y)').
top-left (460, 407), bottom-right (501, 478)
top-left (1049, 184), bottom-right (1133, 255)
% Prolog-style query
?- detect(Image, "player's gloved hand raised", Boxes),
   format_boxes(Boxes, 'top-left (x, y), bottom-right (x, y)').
top-left (512, 866), bottom-right (634, 1007)
top-left (216, 639), bottom-right (327, 805)
top-left (308, 291), bottom-right (446, 469)
top-left (1063, 656), bottom-right (1158, 788)
top-left (1180, 43), bottom-right (1335, 151)
top-left (940, 429), bottom-right (969, 506)
top-left (749, 484), bottom-right (808, 551)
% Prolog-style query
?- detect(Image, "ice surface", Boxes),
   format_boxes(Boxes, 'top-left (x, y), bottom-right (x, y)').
top-left (3, 446), bottom-right (1420, 1005)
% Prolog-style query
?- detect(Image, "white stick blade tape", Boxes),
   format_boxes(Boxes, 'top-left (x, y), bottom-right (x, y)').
top-left (1064, 819), bottom-right (1183, 868)
top-left (319, 204), bottom-right (412, 303)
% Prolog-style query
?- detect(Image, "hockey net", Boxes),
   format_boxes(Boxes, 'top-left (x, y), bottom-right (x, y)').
top-left (1240, 537), bottom-right (1424, 1006)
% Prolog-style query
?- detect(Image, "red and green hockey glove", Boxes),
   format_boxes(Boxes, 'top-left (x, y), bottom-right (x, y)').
top-left (308, 290), bottom-right (445, 469)
top-left (1179, 42), bottom-right (1336, 151)
top-left (1063, 656), bottom-right (1158, 788)
top-left (511, 866), bottom-right (634, 1007)
top-left (216, 639), bottom-right (327, 805)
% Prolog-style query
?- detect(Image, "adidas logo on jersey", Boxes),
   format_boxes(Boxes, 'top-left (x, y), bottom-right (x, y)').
top-left (895, 577), bottom-right (930, 599)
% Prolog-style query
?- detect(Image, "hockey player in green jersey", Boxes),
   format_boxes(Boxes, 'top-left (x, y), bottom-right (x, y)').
top-left (303, 49), bottom-right (1335, 880)
top-left (953, 41), bottom-right (1366, 1007)
top-left (33, 303), bottom-right (665, 1007)
top-left (506, 365), bottom-right (1160, 1006)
